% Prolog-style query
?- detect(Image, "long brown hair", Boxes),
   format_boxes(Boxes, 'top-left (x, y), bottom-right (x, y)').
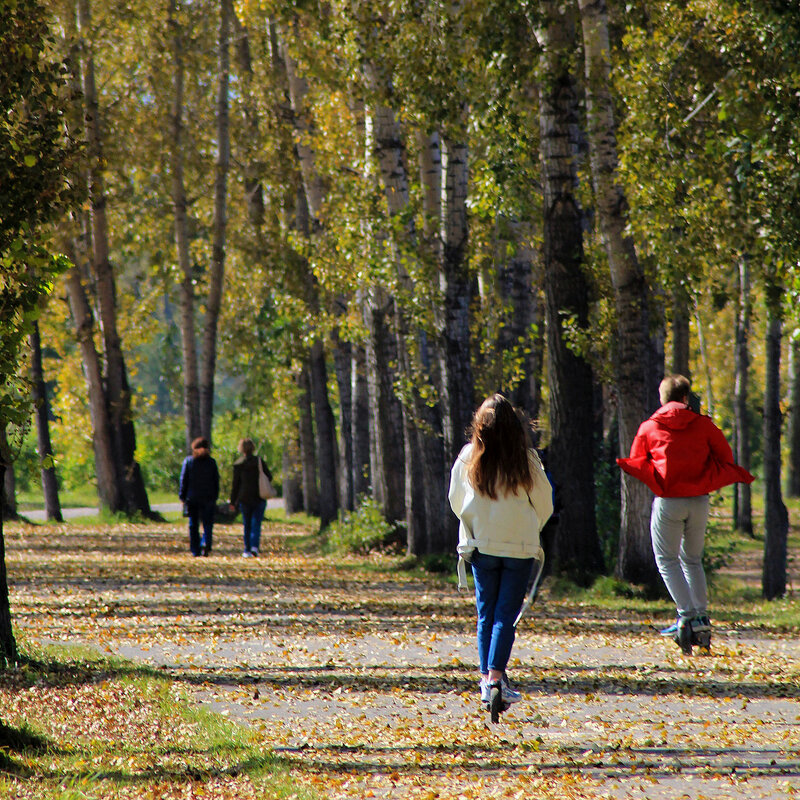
top-left (466, 394), bottom-right (534, 499)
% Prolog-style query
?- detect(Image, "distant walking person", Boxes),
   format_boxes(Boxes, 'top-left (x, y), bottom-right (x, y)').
top-left (617, 374), bottom-right (754, 654)
top-left (179, 437), bottom-right (220, 557)
top-left (230, 438), bottom-right (273, 557)
top-left (449, 394), bottom-right (553, 722)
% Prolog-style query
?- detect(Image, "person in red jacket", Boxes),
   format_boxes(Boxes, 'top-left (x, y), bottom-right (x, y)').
top-left (617, 374), bottom-right (754, 654)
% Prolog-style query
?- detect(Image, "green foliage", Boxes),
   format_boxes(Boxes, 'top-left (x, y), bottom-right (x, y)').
top-left (326, 497), bottom-right (397, 554)
top-left (0, 0), bottom-right (81, 433)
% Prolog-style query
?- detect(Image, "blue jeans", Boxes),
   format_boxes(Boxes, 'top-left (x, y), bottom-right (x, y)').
top-left (240, 500), bottom-right (267, 552)
top-left (187, 500), bottom-right (215, 555)
top-left (471, 551), bottom-right (535, 674)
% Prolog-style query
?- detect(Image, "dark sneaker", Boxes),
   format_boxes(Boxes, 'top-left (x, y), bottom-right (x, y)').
top-left (691, 615), bottom-right (712, 650)
top-left (673, 618), bottom-right (693, 655)
top-left (489, 681), bottom-right (503, 723)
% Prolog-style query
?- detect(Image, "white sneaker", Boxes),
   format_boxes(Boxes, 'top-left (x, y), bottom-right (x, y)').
top-left (480, 675), bottom-right (522, 705)
top-left (250, 548), bottom-right (259, 557)
top-left (242, 551), bottom-right (253, 557)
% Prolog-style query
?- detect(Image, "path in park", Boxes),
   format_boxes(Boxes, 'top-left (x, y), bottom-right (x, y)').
top-left (6, 516), bottom-right (800, 799)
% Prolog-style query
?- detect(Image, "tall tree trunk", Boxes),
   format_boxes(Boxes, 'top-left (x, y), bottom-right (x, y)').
top-left (64, 264), bottom-right (122, 512)
top-left (167, 0), bottom-right (201, 452)
top-left (0, 464), bottom-right (17, 667)
top-left (786, 336), bottom-right (800, 498)
top-left (332, 333), bottom-right (355, 512)
top-left (30, 323), bottom-right (62, 522)
top-left (231, 11), bottom-right (265, 233)
top-left (200, 0), bottom-right (231, 442)
top-left (365, 289), bottom-right (406, 523)
top-left (579, 0), bottom-right (657, 587)
top-left (297, 361), bottom-right (320, 516)
top-left (77, 0), bottom-right (150, 515)
top-left (309, 338), bottom-right (339, 528)
top-left (283, 36), bottom-right (339, 527)
top-left (1, 435), bottom-right (15, 520)
top-left (281, 439), bottom-right (304, 514)
top-left (351, 343), bottom-right (371, 500)
top-left (762, 293), bottom-right (788, 600)
top-left (440, 127), bottom-right (474, 462)
top-left (536, 2), bottom-right (603, 582)
top-left (734, 256), bottom-right (753, 532)
top-left (671, 282), bottom-right (691, 376)
top-left (500, 221), bottom-right (543, 422)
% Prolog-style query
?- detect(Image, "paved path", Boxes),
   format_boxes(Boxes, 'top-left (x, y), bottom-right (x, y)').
top-left (6, 518), bottom-right (799, 799)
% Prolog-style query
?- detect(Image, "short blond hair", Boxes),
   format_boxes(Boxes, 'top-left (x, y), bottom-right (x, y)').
top-left (659, 374), bottom-right (691, 405)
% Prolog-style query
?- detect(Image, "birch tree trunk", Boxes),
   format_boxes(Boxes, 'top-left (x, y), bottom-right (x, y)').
top-left (578, 0), bottom-right (657, 587)
top-left (30, 322), bottom-right (63, 522)
top-left (762, 292), bottom-right (788, 600)
top-left (199, 0), bottom-right (231, 442)
top-left (440, 126), bottom-right (474, 462)
top-left (734, 256), bottom-right (753, 532)
top-left (167, 0), bottom-right (201, 452)
top-left (77, 0), bottom-right (150, 515)
top-left (536, 1), bottom-right (603, 582)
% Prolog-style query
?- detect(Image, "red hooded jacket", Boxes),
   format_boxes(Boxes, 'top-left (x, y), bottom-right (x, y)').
top-left (617, 401), bottom-right (754, 498)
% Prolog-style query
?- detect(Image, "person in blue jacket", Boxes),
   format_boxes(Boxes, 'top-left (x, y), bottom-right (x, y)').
top-left (179, 437), bottom-right (220, 556)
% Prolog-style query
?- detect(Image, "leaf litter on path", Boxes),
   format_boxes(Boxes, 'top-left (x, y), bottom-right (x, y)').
top-left (5, 519), bottom-right (800, 799)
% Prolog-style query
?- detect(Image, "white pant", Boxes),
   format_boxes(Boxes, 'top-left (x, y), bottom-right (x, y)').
top-left (650, 495), bottom-right (710, 620)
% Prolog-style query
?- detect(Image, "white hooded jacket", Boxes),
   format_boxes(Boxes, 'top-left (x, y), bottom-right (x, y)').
top-left (449, 443), bottom-right (554, 589)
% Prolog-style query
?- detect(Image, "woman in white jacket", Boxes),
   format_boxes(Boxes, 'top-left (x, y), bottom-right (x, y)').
top-left (449, 394), bottom-right (553, 721)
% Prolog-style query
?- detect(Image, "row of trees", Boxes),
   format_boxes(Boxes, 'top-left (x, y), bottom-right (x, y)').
top-left (4, 1), bottom-right (799, 646)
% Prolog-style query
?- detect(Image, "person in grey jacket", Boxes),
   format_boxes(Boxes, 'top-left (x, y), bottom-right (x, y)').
top-left (179, 437), bottom-right (219, 557)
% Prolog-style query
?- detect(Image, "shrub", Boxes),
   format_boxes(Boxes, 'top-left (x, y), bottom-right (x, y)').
top-left (326, 497), bottom-right (396, 554)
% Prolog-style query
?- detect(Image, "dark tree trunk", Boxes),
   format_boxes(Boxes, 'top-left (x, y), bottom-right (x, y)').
top-left (351, 343), bottom-right (371, 500)
top-left (440, 131), bottom-right (474, 463)
top-left (200, 0), bottom-right (232, 443)
top-left (671, 283), bottom-right (691, 376)
top-left (536, 1), bottom-right (604, 582)
top-left (734, 256), bottom-right (753, 532)
top-left (167, 0), bottom-right (201, 452)
top-left (762, 300), bottom-right (787, 600)
top-left (0, 463), bottom-right (17, 667)
top-left (579, 0), bottom-right (658, 588)
top-left (64, 265), bottom-right (122, 512)
top-left (786, 337), bottom-right (800, 498)
top-left (1, 438), bottom-right (15, 520)
top-left (309, 338), bottom-right (339, 528)
top-left (365, 290), bottom-right (405, 523)
top-left (500, 223), bottom-right (543, 423)
top-left (281, 440), bottom-right (304, 515)
top-left (30, 323), bottom-right (62, 522)
top-left (78, 0), bottom-right (150, 516)
top-left (297, 361), bottom-right (319, 517)
top-left (332, 332), bottom-right (354, 512)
